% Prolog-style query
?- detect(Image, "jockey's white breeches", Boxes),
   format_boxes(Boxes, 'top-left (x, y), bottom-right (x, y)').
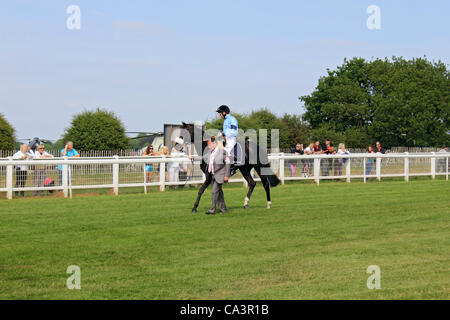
top-left (224, 136), bottom-right (237, 158)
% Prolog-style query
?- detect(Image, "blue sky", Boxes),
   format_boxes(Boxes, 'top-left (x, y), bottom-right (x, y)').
top-left (0, 0), bottom-right (449, 140)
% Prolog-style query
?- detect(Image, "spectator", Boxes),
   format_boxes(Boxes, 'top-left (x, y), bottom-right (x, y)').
top-left (304, 142), bottom-right (315, 176)
top-left (321, 139), bottom-right (336, 176)
top-left (160, 146), bottom-right (170, 182)
top-left (288, 144), bottom-right (304, 177)
top-left (322, 139), bottom-right (334, 154)
top-left (12, 144), bottom-right (33, 197)
top-left (143, 145), bottom-right (160, 183)
top-left (33, 144), bottom-right (54, 196)
top-left (335, 143), bottom-right (350, 176)
top-left (168, 137), bottom-right (188, 187)
top-left (58, 141), bottom-right (80, 186)
top-left (366, 145), bottom-right (376, 176)
top-left (313, 140), bottom-right (321, 153)
top-left (179, 147), bottom-right (190, 184)
top-left (436, 146), bottom-right (448, 173)
top-left (374, 141), bottom-right (386, 168)
top-left (160, 146), bottom-right (169, 156)
top-left (159, 146), bottom-right (170, 182)
top-left (375, 141), bottom-right (386, 154)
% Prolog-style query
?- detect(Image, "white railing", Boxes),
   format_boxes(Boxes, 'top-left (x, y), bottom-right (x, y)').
top-left (0, 153), bottom-right (448, 200)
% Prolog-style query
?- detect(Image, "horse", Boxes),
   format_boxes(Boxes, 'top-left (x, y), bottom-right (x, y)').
top-left (180, 122), bottom-right (280, 212)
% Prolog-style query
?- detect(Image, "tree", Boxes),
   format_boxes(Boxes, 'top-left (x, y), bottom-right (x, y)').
top-left (300, 57), bottom-right (450, 148)
top-left (52, 139), bottom-right (66, 151)
top-left (62, 108), bottom-right (130, 150)
top-left (279, 114), bottom-right (311, 147)
top-left (0, 113), bottom-right (16, 150)
top-left (309, 124), bottom-right (344, 146)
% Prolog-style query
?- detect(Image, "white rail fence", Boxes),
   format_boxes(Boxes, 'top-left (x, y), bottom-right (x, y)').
top-left (0, 147), bottom-right (446, 158)
top-left (0, 153), bottom-right (448, 200)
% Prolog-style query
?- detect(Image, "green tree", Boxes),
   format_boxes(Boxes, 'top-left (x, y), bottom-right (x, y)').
top-left (0, 113), bottom-right (16, 150)
top-left (62, 108), bottom-right (130, 150)
top-left (52, 139), bottom-right (65, 151)
top-left (279, 114), bottom-right (311, 147)
top-left (301, 57), bottom-right (450, 148)
top-left (309, 124), bottom-right (344, 146)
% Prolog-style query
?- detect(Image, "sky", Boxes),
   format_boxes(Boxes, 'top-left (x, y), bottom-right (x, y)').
top-left (0, 0), bottom-right (449, 141)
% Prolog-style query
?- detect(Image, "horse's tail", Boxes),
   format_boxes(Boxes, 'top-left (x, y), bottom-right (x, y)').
top-left (266, 172), bottom-right (281, 187)
top-left (259, 165), bottom-right (280, 187)
top-left (249, 141), bottom-right (281, 187)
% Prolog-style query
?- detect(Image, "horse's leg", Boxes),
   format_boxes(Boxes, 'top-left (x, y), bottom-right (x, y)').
top-left (240, 166), bottom-right (256, 209)
top-left (192, 172), bottom-right (212, 213)
top-left (255, 167), bottom-right (272, 209)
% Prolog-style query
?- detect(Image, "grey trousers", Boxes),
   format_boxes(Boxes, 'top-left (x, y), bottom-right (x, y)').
top-left (210, 177), bottom-right (227, 212)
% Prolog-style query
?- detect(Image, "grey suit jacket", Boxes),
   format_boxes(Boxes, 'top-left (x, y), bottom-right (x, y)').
top-left (202, 148), bottom-right (231, 184)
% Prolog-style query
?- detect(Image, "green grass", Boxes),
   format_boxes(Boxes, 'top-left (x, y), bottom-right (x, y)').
top-left (0, 179), bottom-right (449, 300)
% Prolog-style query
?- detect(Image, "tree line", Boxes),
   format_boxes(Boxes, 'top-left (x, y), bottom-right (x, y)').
top-left (0, 56), bottom-right (448, 151)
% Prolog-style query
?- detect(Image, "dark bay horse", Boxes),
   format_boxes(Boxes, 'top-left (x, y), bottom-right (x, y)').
top-left (181, 122), bottom-right (280, 212)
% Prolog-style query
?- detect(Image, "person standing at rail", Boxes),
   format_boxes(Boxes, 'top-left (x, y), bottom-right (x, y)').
top-left (143, 145), bottom-right (160, 183)
top-left (168, 137), bottom-right (188, 188)
top-left (58, 141), bottom-right (79, 186)
top-left (33, 144), bottom-right (54, 196)
top-left (12, 144), bottom-right (33, 197)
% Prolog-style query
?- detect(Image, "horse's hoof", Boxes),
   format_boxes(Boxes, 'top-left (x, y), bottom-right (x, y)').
top-left (244, 205), bottom-right (249, 209)
top-left (192, 208), bottom-right (197, 213)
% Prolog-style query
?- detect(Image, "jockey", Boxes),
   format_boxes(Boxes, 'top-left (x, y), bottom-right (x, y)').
top-left (216, 105), bottom-right (238, 158)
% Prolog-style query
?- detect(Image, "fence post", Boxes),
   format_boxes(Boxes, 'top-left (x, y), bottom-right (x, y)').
top-left (363, 157), bottom-right (366, 184)
top-left (159, 158), bottom-right (166, 192)
top-left (431, 152), bottom-right (436, 180)
top-left (143, 164), bottom-right (147, 195)
top-left (62, 157), bottom-right (68, 198)
top-left (6, 157), bottom-right (13, 200)
top-left (314, 157), bottom-right (320, 185)
top-left (446, 156), bottom-right (449, 181)
top-left (346, 157), bottom-right (351, 183)
top-left (113, 155), bottom-right (119, 196)
top-left (376, 155), bottom-right (381, 181)
top-left (279, 153), bottom-right (285, 185)
top-left (404, 152), bottom-right (409, 182)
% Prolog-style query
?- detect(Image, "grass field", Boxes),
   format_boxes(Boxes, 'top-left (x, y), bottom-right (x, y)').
top-left (0, 179), bottom-right (449, 299)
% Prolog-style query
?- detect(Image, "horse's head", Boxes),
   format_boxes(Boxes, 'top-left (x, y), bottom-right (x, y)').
top-left (181, 122), bottom-right (194, 143)
top-left (181, 121), bottom-right (206, 144)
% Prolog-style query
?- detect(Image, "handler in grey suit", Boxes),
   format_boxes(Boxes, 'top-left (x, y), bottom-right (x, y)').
top-left (205, 138), bottom-right (231, 215)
